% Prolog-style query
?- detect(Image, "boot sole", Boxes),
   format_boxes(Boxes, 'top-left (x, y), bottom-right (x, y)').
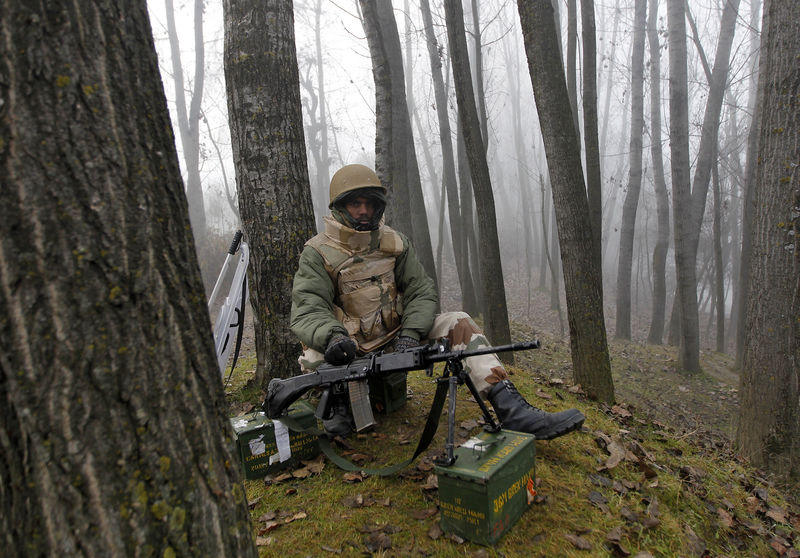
top-left (534, 413), bottom-right (585, 440)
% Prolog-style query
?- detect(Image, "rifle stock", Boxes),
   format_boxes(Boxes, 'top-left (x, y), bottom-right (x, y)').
top-left (264, 340), bottom-right (540, 419)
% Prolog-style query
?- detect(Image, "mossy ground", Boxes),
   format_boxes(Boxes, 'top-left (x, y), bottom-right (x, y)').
top-left (224, 326), bottom-right (799, 557)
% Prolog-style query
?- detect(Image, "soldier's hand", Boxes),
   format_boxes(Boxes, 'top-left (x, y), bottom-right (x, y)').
top-left (324, 334), bottom-right (358, 365)
top-left (394, 335), bottom-right (418, 353)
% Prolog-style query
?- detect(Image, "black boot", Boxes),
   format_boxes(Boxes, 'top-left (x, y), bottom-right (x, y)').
top-left (322, 392), bottom-right (354, 438)
top-left (488, 380), bottom-right (585, 440)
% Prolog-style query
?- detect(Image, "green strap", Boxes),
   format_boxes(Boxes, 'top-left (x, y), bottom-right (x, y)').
top-left (278, 379), bottom-right (450, 477)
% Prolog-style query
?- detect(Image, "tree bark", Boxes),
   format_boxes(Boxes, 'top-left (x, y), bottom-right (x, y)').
top-left (517, 0), bottom-right (614, 402)
top-left (444, 0), bottom-right (513, 355)
top-left (224, 0), bottom-right (317, 384)
top-left (646, 0), bottom-right (670, 345)
top-left (581, 0), bottom-right (603, 272)
top-left (737, 0), bottom-right (800, 480)
top-left (615, 0), bottom-right (646, 340)
top-left (0, 1), bottom-right (256, 554)
top-left (734, 0), bottom-right (762, 367)
top-left (666, 0), bottom-right (700, 371)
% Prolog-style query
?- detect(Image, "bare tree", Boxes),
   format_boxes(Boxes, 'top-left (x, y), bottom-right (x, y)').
top-left (224, 0), bottom-right (317, 384)
top-left (517, 0), bottom-right (614, 402)
top-left (737, 0), bottom-right (800, 479)
top-left (0, 0), bottom-right (256, 554)
top-left (581, 0), bottom-right (603, 271)
top-left (443, 0), bottom-right (513, 353)
top-left (615, 0), bottom-right (646, 340)
top-left (420, 0), bottom-right (477, 308)
top-left (165, 0), bottom-right (207, 242)
top-left (666, 0), bottom-right (700, 371)
top-left (646, 0), bottom-right (671, 345)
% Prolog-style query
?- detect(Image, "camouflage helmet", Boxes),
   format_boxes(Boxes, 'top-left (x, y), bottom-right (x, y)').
top-left (329, 164), bottom-right (386, 208)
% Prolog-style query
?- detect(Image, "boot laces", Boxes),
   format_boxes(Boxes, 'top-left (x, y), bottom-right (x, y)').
top-left (502, 380), bottom-right (544, 413)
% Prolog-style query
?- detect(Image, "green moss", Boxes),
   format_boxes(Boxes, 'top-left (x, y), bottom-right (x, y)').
top-left (151, 499), bottom-right (170, 521)
top-left (169, 507), bottom-right (186, 530)
top-left (56, 75), bottom-right (71, 88)
top-left (159, 456), bottom-right (171, 475)
top-left (108, 286), bottom-right (122, 301)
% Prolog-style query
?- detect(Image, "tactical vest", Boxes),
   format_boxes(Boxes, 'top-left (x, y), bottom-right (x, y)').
top-left (306, 216), bottom-right (405, 353)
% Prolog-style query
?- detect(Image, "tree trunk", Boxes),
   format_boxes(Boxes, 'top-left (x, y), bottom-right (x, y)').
top-left (0, 1), bottom-right (256, 554)
top-left (615, 0), bottom-right (646, 340)
top-left (566, 0), bottom-right (580, 139)
top-left (646, 0), bottom-right (670, 345)
top-left (420, 0), bottom-right (475, 307)
top-left (470, 0), bottom-right (489, 152)
top-left (711, 154), bottom-right (726, 353)
top-left (517, 0), bottom-right (614, 402)
top-left (737, 0), bottom-right (800, 480)
top-left (666, 0), bottom-right (700, 371)
top-left (224, 0), bottom-right (317, 384)
top-left (444, 0), bottom-right (513, 355)
top-left (165, 0), bottom-right (207, 244)
top-left (314, 0), bottom-right (332, 229)
top-left (686, 0), bottom-right (741, 268)
top-left (581, 0), bottom-right (603, 272)
top-left (360, 0), bottom-right (438, 286)
top-left (734, 0), bottom-right (762, 367)
top-left (599, 0), bottom-right (621, 159)
top-left (457, 118), bottom-right (482, 316)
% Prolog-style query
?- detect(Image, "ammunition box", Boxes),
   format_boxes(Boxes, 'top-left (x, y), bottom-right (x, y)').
top-left (368, 371), bottom-right (407, 414)
top-left (435, 430), bottom-right (536, 546)
top-left (229, 401), bottom-right (320, 480)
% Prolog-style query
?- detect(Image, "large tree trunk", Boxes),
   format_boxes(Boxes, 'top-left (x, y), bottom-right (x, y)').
top-left (444, 0), bottom-right (513, 354)
top-left (165, 0), bottom-right (207, 244)
top-left (615, 0), bottom-right (646, 340)
top-left (737, 0), bottom-right (800, 480)
top-left (517, 0), bottom-right (614, 402)
top-left (0, 1), bottom-right (256, 554)
top-left (224, 0), bottom-right (316, 384)
top-left (646, 0), bottom-right (671, 345)
top-left (666, 0), bottom-right (700, 371)
top-left (581, 0), bottom-right (603, 272)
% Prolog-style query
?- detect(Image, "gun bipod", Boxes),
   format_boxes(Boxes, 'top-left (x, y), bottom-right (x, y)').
top-left (433, 355), bottom-right (501, 467)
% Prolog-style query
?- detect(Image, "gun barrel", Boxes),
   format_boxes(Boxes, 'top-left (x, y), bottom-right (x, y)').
top-left (428, 339), bottom-right (540, 363)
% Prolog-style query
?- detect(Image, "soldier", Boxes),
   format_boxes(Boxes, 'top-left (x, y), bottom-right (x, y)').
top-left (290, 164), bottom-right (585, 439)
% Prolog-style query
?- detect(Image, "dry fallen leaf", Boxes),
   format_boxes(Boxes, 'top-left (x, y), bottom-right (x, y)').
top-left (606, 525), bottom-right (625, 542)
top-left (717, 508), bottom-right (734, 528)
top-left (427, 523), bottom-right (444, 540)
top-left (343, 472), bottom-right (364, 483)
top-left (412, 507), bottom-right (438, 520)
top-left (766, 507), bottom-right (787, 524)
top-left (255, 536), bottom-right (273, 546)
top-left (364, 532), bottom-right (392, 552)
top-left (421, 473), bottom-right (439, 490)
top-left (247, 496), bottom-right (261, 509)
top-left (611, 405), bottom-right (632, 418)
top-left (565, 533), bottom-right (592, 551)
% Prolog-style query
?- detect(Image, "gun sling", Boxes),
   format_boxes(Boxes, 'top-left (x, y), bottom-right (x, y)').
top-left (276, 377), bottom-right (449, 476)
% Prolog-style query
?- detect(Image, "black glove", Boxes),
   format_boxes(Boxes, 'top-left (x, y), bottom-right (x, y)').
top-left (324, 334), bottom-right (358, 365)
top-left (394, 335), bottom-right (419, 353)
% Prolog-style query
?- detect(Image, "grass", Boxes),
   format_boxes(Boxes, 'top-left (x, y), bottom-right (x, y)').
top-left (225, 334), bottom-right (800, 557)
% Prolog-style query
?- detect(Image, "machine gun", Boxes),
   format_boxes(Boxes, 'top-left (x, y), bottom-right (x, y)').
top-left (265, 339), bottom-right (540, 467)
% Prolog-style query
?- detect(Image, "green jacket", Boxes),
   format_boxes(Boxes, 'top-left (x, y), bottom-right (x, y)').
top-left (290, 218), bottom-right (437, 353)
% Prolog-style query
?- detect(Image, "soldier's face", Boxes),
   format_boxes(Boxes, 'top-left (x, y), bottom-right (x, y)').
top-left (345, 196), bottom-right (376, 226)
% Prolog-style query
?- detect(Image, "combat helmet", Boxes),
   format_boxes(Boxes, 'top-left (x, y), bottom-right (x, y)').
top-left (329, 164), bottom-right (387, 231)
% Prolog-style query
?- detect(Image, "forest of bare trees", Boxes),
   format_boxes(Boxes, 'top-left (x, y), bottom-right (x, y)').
top-left (148, 0), bottom-right (796, 475)
top-left (1, 0), bottom-right (798, 552)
